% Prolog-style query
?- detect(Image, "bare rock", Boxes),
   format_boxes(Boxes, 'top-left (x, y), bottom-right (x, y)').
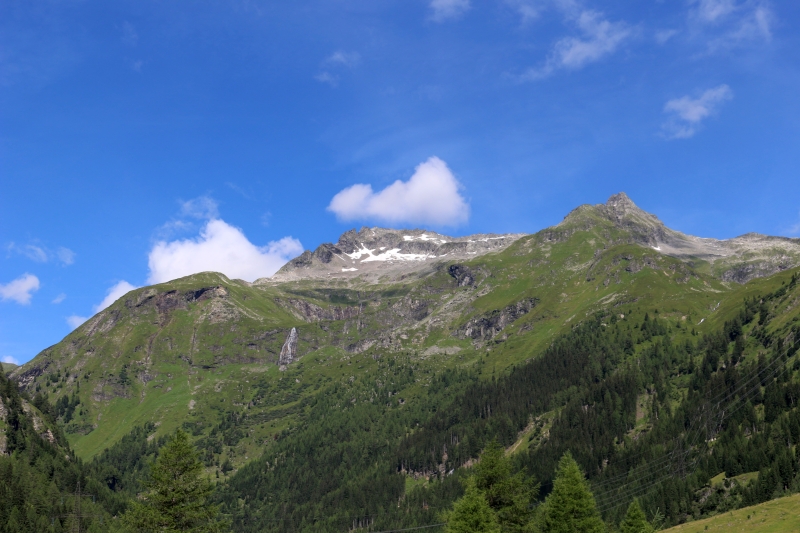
top-left (279, 327), bottom-right (298, 369)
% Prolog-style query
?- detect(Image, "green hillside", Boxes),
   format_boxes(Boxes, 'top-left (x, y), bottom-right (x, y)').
top-left (7, 195), bottom-right (800, 532)
top-left (662, 492), bottom-right (800, 533)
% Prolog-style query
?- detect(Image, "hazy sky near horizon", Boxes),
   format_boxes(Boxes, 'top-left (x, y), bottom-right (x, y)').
top-left (2, 0), bottom-right (800, 364)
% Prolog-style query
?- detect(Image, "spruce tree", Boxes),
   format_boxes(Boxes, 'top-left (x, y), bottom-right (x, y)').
top-left (619, 500), bottom-right (653, 533)
top-left (540, 452), bottom-right (605, 533)
top-left (473, 440), bottom-right (538, 533)
top-left (445, 479), bottom-right (501, 533)
top-left (121, 429), bottom-right (227, 532)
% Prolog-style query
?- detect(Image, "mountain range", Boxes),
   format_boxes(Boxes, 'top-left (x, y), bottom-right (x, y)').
top-left (5, 192), bottom-right (800, 532)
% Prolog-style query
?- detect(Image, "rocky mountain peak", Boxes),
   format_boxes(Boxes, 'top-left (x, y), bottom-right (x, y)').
top-left (260, 227), bottom-right (526, 284)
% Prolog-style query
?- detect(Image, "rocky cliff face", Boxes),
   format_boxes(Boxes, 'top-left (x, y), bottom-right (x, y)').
top-left (262, 227), bottom-right (525, 284)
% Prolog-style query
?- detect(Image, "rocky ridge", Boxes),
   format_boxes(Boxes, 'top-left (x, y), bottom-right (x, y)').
top-left (559, 193), bottom-right (800, 283)
top-left (260, 227), bottom-right (526, 284)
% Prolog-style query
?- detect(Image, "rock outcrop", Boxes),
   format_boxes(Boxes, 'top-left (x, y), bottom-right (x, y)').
top-left (455, 298), bottom-right (539, 343)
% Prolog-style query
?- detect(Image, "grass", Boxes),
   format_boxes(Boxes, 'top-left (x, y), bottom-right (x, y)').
top-left (15, 212), bottom-right (800, 486)
top-left (662, 492), bottom-right (800, 533)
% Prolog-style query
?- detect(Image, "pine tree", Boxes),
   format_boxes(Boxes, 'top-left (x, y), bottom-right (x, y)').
top-left (445, 479), bottom-right (501, 533)
top-left (540, 452), bottom-right (605, 533)
top-left (473, 440), bottom-right (538, 533)
top-left (121, 429), bottom-right (228, 532)
top-left (618, 500), bottom-right (653, 533)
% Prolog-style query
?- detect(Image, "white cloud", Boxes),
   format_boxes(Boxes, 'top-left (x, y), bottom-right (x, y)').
top-left (691, 0), bottom-right (774, 51)
top-left (7, 242), bottom-right (75, 265)
top-left (2, 355), bottom-right (19, 365)
top-left (52, 293), bottom-right (66, 304)
top-left (180, 196), bottom-right (219, 220)
top-left (326, 51), bottom-right (360, 68)
top-left (522, 10), bottom-right (631, 79)
top-left (315, 71), bottom-right (339, 87)
top-left (694, 0), bottom-right (738, 23)
top-left (327, 156), bottom-right (470, 227)
top-left (662, 84), bottom-right (733, 139)
top-left (655, 29), bottom-right (679, 44)
top-left (429, 0), bottom-right (471, 22)
top-left (94, 280), bottom-right (139, 312)
top-left (57, 247), bottom-right (76, 265)
top-left (8, 243), bottom-right (48, 262)
top-left (787, 213), bottom-right (800, 236)
top-left (0, 273), bottom-right (41, 305)
top-left (316, 51), bottom-right (360, 87)
top-left (147, 219), bottom-right (303, 283)
top-left (66, 315), bottom-right (88, 329)
top-left (505, 0), bottom-right (541, 23)
top-left (121, 21), bottom-right (138, 46)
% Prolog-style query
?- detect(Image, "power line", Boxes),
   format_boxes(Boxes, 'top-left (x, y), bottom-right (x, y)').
top-left (593, 350), bottom-right (794, 513)
top-left (367, 523), bottom-right (446, 533)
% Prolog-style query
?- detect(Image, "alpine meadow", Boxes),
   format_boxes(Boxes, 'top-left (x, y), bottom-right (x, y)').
top-left (4, 193), bottom-right (800, 532)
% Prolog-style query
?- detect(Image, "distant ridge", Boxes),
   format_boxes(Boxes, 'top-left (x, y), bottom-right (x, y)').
top-left (263, 192), bottom-right (800, 285)
top-left (260, 227), bottom-right (525, 283)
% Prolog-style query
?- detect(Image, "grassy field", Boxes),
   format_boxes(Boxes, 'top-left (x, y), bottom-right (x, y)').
top-left (662, 493), bottom-right (800, 533)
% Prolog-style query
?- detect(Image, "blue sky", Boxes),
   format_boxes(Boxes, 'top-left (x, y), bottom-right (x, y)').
top-left (2, 0), bottom-right (799, 365)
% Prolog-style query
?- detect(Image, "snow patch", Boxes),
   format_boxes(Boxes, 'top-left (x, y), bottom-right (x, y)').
top-left (402, 233), bottom-right (448, 244)
top-left (346, 243), bottom-right (435, 263)
top-left (342, 267), bottom-right (358, 272)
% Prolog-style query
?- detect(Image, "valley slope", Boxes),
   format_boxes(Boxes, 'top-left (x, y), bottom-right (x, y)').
top-left (9, 193), bottom-right (800, 531)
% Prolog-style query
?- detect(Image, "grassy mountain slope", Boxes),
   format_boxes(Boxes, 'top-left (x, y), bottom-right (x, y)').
top-left (8, 193), bottom-right (800, 532)
top-left (662, 492), bottom-right (800, 533)
top-left (11, 196), bottom-right (741, 466)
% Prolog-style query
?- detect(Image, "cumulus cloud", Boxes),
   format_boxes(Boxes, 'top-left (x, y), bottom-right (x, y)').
top-left (63, 281), bottom-right (137, 330)
top-left (2, 355), bottom-right (19, 365)
top-left (327, 156), bottom-right (470, 227)
top-left (95, 281), bottom-right (139, 312)
top-left (0, 273), bottom-right (41, 305)
top-left (522, 10), bottom-right (631, 79)
top-left (429, 0), bottom-right (471, 22)
top-left (147, 219), bottom-right (303, 284)
top-left (66, 315), bottom-right (88, 329)
top-left (7, 242), bottom-right (75, 265)
top-left (662, 84), bottom-right (733, 139)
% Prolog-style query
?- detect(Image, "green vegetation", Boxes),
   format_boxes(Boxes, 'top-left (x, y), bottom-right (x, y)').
top-left (662, 492), bottom-right (800, 533)
top-left (538, 453), bottom-right (605, 533)
top-left (120, 429), bottom-right (227, 532)
top-left (0, 368), bottom-right (122, 532)
top-left (6, 201), bottom-right (800, 532)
